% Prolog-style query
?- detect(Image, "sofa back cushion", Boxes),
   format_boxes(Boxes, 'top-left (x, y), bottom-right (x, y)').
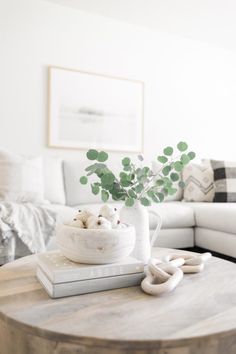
top-left (0, 149), bottom-right (46, 203)
top-left (63, 160), bottom-right (101, 206)
top-left (210, 159), bottom-right (236, 202)
top-left (43, 157), bottom-right (66, 205)
top-left (182, 163), bottom-right (215, 202)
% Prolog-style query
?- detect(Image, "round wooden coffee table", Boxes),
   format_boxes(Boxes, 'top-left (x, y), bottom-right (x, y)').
top-left (0, 248), bottom-right (236, 354)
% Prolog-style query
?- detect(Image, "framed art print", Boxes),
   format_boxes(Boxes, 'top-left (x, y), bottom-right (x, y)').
top-left (48, 66), bottom-right (144, 152)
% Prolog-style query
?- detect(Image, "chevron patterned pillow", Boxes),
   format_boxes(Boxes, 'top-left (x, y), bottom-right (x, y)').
top-left (182, 163), bottom-right (215, 202)
top-left (210, 160), bottom-right (236, 202)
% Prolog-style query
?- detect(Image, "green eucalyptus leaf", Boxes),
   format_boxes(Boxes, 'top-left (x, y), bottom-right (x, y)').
top-left (147, 190), bottom-right (159, 203)
top-left (122, 157), bottom-right (131, 166)
top-left (162, 188), bottom-right (169, 196)
top-left (158, 156), bottom-right (168, 164)
top-left (147, 190), bottom-right (154, 198)
top-left (138, 155), bottom-right (144, 161)
top-left (123, 165), bottom-right (131, 172)
top-left (155, 179), bottom-right (164, 186)
top-left (101, 173), bottom-right (115, 186)
top-left (163, 146), bottom-right (173, 156)
top-left (178, 181), bottom-right (185, 188)
top-left (135, 184), bottom-right (144, 193)
top-left (170, 172), bottom-right (179, 182)
top-left (151, 194), bottom-right (159, 203)
top-left (181, 154), bottom-right (190, 165)
top-left (125, 198), bottom-right (135, 207)
top-left (97, 151), bottom-right (108, 162)
top-left (120, 179), bottom-right (131, 187)
top-left (140, 197), bottom-right (151, 206)
top-left (80, 176), bottom-right (88, 185)
top-left (136, 167), bottom-right (142, 175)
top-left (168, 187), bottom-right (178, 196)
top-left (101, 190), bottom-right (109, 202)
top-left (188, 151), bottom-right (196, 160)
top-left (163, 180), bottom-right (172, 189)
top-left (85, 164), bottom-right (97, 173)
top-left (174, 161), bottom-right (184, 172)
top-left (143, 167), bottom-right (150, 175)
top-left (91, 184), bottom-right (100, 195)
top-left (162, 165), bottom-right (171, 176)
top-left (128, 189), bottom-right (137, 198)
top-left (86, 149), bottom-right (98, 160)
top-left (177, 142), bottom-right (188, 152)
top-left (157, 192), bottom-right (164, 202)
top-left (119, 172), bottom-right (127, 179)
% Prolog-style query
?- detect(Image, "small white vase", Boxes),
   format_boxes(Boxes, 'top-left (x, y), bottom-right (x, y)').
top-left (120, 201), bottom-right (162, 264)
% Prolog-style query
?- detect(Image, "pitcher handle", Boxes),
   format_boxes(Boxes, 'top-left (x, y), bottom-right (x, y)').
top-left (149, 210), bottom-right (162, 247)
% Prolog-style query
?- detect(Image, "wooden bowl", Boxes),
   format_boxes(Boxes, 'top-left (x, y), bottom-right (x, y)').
top-left (56, 224), bottom-right (136, 264)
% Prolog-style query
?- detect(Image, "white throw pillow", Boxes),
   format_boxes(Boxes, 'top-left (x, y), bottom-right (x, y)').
top-left (0, 149), bottom-right (46, 203)
top-left (152, 161), bottom-right (183, 201)
top-left (182, 163), bottom-right (215, 202)
top-left (63, 158), bottom-right (122, 206)
top-left (63, 160), bottom-right (102, 206)
top-left (43, 157), bottom-right (66, 205)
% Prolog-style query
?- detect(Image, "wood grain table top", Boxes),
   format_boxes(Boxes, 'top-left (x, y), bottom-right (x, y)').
top-left (0, 248), bottom-right (236, 349)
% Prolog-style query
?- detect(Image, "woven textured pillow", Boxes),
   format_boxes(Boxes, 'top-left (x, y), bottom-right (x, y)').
top-left (182, 163), bottom-right (215, 202)
top-left (0, 149), bottom-right (46, 203)
top-left (210, 160), bottom-right (236, 202)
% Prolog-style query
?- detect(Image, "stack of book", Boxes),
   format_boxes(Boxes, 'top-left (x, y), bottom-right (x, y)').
top-left (37, 250), bottom-right (145, 298)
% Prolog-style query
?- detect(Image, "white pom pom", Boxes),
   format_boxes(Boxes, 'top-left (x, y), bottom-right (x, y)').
top-left (75, 210), bottom-right (93, 223)
top-left (87, 216), bottom-right (112, 230)
top-left (99, 205), bottom-right (120, 227)
top-left (69, 219), bottom-right (84, 228)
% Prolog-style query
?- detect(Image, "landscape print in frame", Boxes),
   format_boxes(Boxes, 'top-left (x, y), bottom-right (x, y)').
top-left (48, 66), bottom-right (144, 152)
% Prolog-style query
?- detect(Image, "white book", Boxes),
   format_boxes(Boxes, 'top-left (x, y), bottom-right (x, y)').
top-left (37, 267), bottom-right (145, 298)
top-left (37, 250), bottom-right (144, 284)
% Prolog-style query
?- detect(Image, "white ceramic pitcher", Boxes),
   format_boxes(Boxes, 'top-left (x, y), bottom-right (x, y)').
top-left (120, 201), bottom-right (162, 264)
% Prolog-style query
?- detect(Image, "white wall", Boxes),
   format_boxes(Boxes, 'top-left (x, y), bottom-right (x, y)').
top-left (1, 0), bottom-right (236, 164)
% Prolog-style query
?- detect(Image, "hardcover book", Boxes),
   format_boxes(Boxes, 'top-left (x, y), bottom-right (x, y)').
top-left (37, 267), bottom-right (144, 298)
top-left (37, 250), bottom-right (144, 284)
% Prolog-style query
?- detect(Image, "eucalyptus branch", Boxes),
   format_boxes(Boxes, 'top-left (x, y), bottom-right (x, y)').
top-left (138, 154), bottom-right (182, 199)
top-left (80, 144), bottom-right (195, 207)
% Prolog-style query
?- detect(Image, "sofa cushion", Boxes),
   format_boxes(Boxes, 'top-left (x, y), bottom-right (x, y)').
top-left (153, 228), bottom-right (194, 248)
top-left (0, 149), bottom-right (46, 203)
top-left (43, 157), bottom-right (66, 205)
top-left (190, 202), bottom-right (236, 235)
top-left (148, 202), bottom-right (195, 230)
top-left (74, 201), bottom-right (195, 230)
top-left (210, 159), bottom-right (236, 202)
top-left (195, 227), bottom-right (236, 258)
top-left (52, 204), bottom-right (77, 224)
top-left (182, 163), bottom-right (215, 202)
top-left (63, 157), bottom-right (125, 206)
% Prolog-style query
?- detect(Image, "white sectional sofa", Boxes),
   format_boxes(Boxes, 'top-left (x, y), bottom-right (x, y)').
top-left (1, 156), bottom-right (236, 262)
top-left (48, 159), bottom-right (236, 259)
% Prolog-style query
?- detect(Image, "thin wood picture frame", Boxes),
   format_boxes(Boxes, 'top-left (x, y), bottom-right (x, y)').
top-left (48, 66), bottom-right (144, 153)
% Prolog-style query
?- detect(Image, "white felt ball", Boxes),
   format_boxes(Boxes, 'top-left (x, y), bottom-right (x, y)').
top-left (99, 205), bottom-right (120, 227)
top-left (87, 216), bottom-right (112, 230)
top-left (75, 210), bottom-right (93, 223)
top-left (69, 219), bottom-right (84, 228)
